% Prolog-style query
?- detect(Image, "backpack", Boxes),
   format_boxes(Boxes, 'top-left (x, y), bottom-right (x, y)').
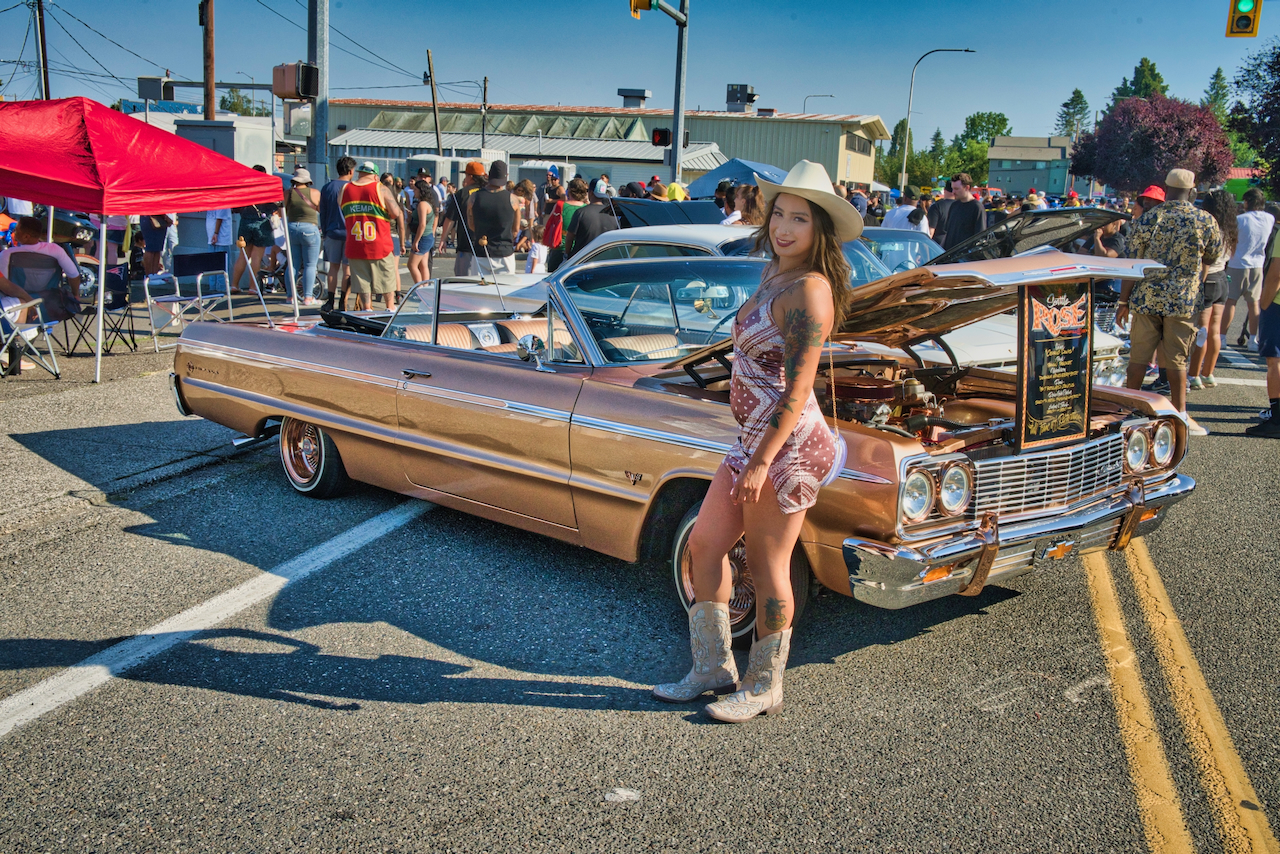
top-left (543, 201), bottom-right (564, 248)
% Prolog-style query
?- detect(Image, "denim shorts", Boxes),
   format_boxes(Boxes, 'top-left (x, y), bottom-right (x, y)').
top-left (1258, 300), bottom-right (1280, 359)
top-left (413, 233), bottom-right (436, 254)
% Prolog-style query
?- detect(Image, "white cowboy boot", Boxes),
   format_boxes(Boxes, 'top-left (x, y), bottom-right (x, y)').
top-left (704, 628), bottom-right (792, 722)
top-left (653, 601), bottom-right (739, 703)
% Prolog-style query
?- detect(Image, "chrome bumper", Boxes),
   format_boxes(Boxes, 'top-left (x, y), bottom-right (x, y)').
top-left (843, 473), bottom-right (1195, 610)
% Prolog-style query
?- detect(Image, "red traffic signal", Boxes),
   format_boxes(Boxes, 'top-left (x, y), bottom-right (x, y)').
top-left (651, 128), bottom-right (672, 147)
top-left (1227, 0), bottom-right (1263, 36)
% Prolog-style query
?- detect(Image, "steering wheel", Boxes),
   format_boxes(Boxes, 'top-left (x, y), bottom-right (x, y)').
top-left (704, 311), bottom-right (736, 344)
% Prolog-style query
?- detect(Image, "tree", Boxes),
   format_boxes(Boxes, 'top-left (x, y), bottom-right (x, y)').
top-left (944, 139), bottom-right (990, 185)
top-left (1106, 76), bottom-right (1135, 114)
top-left (1202, 67), bottom-right (1230, 123)
top-left (930, 128), bottom-right (946, 156)
top-left (1232, 39), bottom-right (1280, 193)
top-left (1130, 57), bottom-right (1168, 99)
top-left (1070, 94), bottom-right (1232, 192)
top-left (954, 111), bottom-right (1011, 145)
top-left (1055, 89), bottom-right (1091, 138)
top-left (219, 87), bottom-right (269, 117)
top-left (887, 117), bottom-right (913, 159)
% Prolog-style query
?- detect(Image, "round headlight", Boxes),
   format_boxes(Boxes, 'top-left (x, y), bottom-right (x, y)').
top-left (901, 469), bottom-right (935, 522)
top-left (938, 465), bottom-right (973, 515)
top-left (1125, 429), bottom-right (1149, 471)
top-left (1150, 422), bottom-right (1175, 467)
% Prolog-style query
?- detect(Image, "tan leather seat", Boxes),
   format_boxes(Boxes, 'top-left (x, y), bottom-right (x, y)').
top-left (496, 318), bottom-right (569, 343)
top-left (399, 323), bottom-right (433, 343)
top-left (434, 323), bottom-right (480, 350)
top-left (599, 334), bottom-right (683, 362)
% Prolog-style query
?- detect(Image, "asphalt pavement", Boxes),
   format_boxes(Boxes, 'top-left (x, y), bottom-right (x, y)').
top-left (0, 310), bottom-right (1276, 853)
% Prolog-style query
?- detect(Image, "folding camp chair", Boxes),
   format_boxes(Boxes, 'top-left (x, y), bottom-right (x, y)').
top-left (144, 250), bottom-right (230, 352)
top-left (1, 298), bottom-right (60, 378)
top-left (65, 264), bottom-right (136, 355)
top-left (4, 250), bottom-right (79, 359)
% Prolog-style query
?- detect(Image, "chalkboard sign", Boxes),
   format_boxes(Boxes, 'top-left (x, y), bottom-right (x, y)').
top-left (1016, 281), bottom-right (1093, 452)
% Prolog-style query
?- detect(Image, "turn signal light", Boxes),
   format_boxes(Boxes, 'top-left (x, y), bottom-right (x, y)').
top-left (922, 565), bottom-right (955, 584)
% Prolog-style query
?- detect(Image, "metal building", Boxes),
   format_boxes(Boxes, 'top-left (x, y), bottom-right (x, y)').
top-left (326, 96), bottom-right (888, 186)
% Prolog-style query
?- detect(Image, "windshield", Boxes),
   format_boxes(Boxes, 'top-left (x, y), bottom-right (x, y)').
top-left (860, 229), bottom-right (943, 272)
top-left (560, 248), bottom-right (893, 363)
top-left (561, 259), bottom-right (764, 363)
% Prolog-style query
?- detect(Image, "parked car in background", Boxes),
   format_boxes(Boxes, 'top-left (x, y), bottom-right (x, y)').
top-left (565, 223), bottom-right (1128, 385)
top-left (860, 226), bottom-right (944, 272)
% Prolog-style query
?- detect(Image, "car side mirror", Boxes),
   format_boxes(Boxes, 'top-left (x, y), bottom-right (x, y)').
top-left (516, 334), bottom-right (555, 373)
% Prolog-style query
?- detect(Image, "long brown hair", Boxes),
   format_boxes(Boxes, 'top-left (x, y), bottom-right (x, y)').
top-left (751, 195), bottom-right (853, 327)
top-left (1202, 189), bottom-right (1238, 255)
top-left (736, 185), bottom-right (765, 226)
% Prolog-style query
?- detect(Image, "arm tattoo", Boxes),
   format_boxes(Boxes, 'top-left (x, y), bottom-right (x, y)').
top-left (782, 307), bottom-right (824, 387)
top-left (763, 597), bottom-right (787, 631)
top-left (768, 397), bottom-right (797, 429)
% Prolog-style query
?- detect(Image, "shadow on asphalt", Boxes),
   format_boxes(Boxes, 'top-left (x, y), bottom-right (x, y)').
top-left (102, 507), bottom-right (1024, 714)
top-left (0, 637), bottom-right (131, 670)
top-left (8, 419), bottom-right (232, 495)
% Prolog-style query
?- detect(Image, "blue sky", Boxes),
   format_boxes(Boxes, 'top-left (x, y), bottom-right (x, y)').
top-left (0, 0), bottom-right (1272, 143)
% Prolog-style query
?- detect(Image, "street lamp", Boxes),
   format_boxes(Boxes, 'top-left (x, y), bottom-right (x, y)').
top-left (236, 70), bottom-right (255, 114)
top-left (803, 94), bottom-right (833, 114)
top-left (899, 48), bottom-right (975, 195)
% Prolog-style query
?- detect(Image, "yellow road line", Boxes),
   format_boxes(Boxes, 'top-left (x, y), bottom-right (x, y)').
top-left (1082, 551), bottom-right (1195, 854)
top-left (1126, 538), bottom-right (1280, 854)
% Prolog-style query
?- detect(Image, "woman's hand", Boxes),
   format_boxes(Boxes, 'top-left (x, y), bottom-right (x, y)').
top-left (731, 460), bottom-right (770, 505)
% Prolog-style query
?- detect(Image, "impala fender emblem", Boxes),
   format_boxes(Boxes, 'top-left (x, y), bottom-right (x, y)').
top-left (625, 471), bottom-right (644, 486)
top-left (1037, 538), bottom-right (1076, 561)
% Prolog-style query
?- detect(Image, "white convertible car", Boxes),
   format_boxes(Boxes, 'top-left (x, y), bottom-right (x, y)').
top-left (564, 220), bottom-right (1129, 386)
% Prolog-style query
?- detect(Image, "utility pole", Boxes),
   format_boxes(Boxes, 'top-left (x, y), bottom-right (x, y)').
top-left (427, 50), bottom-right (443, 157)
top-left (481, 76), bottom-right (488, 150)
top-left (201, 0), bottom-right (215, 120)
top-left (670, 0), bottom-right (688, 184)
top-left (33, 0), bottom-right (50, 99)
top-left (306, 0), bottom-right (329, 180)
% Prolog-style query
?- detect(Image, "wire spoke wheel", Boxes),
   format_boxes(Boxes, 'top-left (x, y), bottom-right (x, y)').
top-left (278, 417), bottom-right (349, 498)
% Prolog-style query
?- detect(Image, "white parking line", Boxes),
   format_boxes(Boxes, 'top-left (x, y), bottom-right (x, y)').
top-left (1219, 347), bottom-right (1262, 370)
top-left (1204, 377), bottom-right (1267, 387)
top-left (0, 501), bottom-right (430, 740)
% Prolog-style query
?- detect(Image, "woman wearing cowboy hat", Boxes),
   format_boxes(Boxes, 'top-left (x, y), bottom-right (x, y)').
top-left (653, 161), bottom-right (862, 722)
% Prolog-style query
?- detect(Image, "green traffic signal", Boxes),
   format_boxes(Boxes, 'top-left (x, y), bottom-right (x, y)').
top-left (1238, 0), bottom-right (1255, 12)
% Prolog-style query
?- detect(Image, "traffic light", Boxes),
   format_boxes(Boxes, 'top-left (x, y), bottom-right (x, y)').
top-left (630, 0), bottom-right (651, 18)
top-left (651, 128), bottom-right (671, 147)
top-left (1227, 0), bottom-right (1263, 36)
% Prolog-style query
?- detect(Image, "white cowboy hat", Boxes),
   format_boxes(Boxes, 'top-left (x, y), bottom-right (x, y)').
top-left (755, 160), bottom-right (864, 242)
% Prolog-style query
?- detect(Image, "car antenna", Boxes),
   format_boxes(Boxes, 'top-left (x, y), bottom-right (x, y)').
top-left (460, 191), bottom-right (507, 313)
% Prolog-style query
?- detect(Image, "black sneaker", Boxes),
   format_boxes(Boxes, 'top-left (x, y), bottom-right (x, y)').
top-left (1150, 379), bottom-right (1171, 395)
top-left (1245, 418), bottom-right (1280, 438)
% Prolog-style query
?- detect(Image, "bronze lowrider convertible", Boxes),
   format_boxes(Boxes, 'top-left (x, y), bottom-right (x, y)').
top-left (171, 253), bottom-right (1194, 641)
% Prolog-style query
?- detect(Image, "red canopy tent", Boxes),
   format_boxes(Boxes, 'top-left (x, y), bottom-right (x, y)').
top-left (0, 97), bottom-right (284, 379)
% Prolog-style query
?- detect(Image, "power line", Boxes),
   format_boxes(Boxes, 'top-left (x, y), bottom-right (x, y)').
top-left (254, 0), bottom-right (418, 82)
top-left (0, 2), bottom-right (27, 14)
top-left (47, 2), bottom-right (173, 75)
top-left (287, 0), bottom-right (419, 82)
top-left (44, 9), bottom-right (132, 90)
top-left (0, 6), bottom-right (31, 94)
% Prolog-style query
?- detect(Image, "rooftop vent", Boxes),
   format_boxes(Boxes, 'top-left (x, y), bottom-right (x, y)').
top-left (756, 107), bottom-right (776, 118)
top-left (618, 88), bottom-right (652, 109)
top-left (726, 84), bottom-right (758, 113)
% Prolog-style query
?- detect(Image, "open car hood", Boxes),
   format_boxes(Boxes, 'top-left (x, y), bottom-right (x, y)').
top-left (928, 208), bottom-right (1128, 266)
top-left (610, 198), bottom-right (726, 228)
top-left (664, 250), bottom-right (1163, 368)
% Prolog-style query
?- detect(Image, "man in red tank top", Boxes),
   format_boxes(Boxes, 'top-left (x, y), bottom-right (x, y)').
top-left (340, 161), bottom-right (405, 310)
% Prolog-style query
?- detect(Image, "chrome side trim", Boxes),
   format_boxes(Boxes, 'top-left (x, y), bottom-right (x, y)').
top-left (181, 376), bottom-right (400, 445)
top-left (838, 468), bottom-right (893, 485)
top-left (179, 342), bottom-right (402, 390)
top-left (572, 414), bottom-right (731, 455)
top-left (168, 372), bottom-right (192, 417)
top-left (399, 380), bottom-right (572, 423)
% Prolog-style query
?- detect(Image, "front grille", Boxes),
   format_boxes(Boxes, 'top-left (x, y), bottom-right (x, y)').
top-left (973, 434), bottom-right (1124, 516)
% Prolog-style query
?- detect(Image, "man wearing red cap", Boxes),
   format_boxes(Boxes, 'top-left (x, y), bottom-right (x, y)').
top-left (1117, 169), bottom-right (1222, 436)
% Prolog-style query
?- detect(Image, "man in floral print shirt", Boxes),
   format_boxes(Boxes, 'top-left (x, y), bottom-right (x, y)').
top-left (1116, 169), bottom-right (1222, 435)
